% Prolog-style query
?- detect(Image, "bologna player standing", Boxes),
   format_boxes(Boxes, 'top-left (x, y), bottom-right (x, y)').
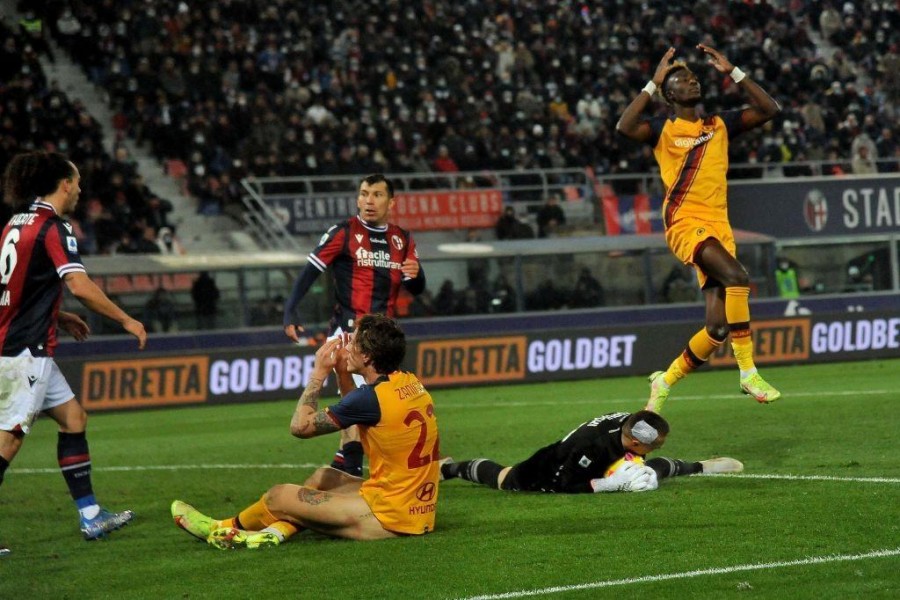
top-left (616, 44), bottom-right (782, 411)
top-left (0, 152), bottom-right (147, 553)
top-left (283, 173), bottom-right (426, 476)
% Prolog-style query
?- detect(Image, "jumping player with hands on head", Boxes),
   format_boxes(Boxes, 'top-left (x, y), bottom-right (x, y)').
top-left (282, 173), bottom-right (426, 478)
top-left (616, 44), bottom-right (782, 412)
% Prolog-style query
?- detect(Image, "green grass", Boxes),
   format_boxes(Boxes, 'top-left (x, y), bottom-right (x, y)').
top-left (2, 359), bottom-right (899, 599)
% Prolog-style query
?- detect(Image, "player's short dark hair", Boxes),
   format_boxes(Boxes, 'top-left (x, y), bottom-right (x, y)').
top-left (355, 313), bottom-right (406, 374)
top-left (361, 173), bottom-right (394, 198)
top-left (3, 151), bottom-right (75, 212)
top-left (661, 64), bottom-right (689, 102)
top-left (624, 410), bottom-right (670, 448)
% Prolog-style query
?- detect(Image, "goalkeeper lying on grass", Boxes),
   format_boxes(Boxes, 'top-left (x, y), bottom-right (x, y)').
top-left (440, 410), bottom-right (741, 493)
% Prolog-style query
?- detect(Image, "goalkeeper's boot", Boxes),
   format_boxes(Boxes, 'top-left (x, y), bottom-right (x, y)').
top-left (0, 544), bottom-right (9, 557)
top-left (171, 500), bottom-right (216, 540)
top-left (740, 372), bottom-right (781, 403)
top-left (81, 507), bottom-right (135, 540)
top-left (700, 457), bottom-right (744, 474)
top-left (645, 371), bottom-right (670, 413)
top-left (438, 457), bottom-right (455, 481)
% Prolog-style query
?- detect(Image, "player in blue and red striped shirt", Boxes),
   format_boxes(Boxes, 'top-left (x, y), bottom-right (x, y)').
top-left (0, 152), bottom-right (147, 553)
top-left (283, 174), bottom-right (426, 477)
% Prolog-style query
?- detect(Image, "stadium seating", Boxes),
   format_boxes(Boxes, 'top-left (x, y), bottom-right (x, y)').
top-left (31, 0), bottom-right (899, 189)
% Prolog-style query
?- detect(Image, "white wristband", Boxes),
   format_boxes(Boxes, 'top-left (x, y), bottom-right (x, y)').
top-left (730, 66), bottom-right (746, 83)
top-left (642, 81), bottom-right (657, 96)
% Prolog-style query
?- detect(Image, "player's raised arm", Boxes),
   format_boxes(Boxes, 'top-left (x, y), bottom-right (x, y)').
top-left (697, 43), bottom-right (780, 130)
top-left (616, 46), bottom-right (676, 142)
top-left (290, 337), bottom-right (343, 438)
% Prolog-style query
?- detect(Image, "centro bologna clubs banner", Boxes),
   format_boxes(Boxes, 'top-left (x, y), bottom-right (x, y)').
top-left (268, 190), bottom-right (503, 234)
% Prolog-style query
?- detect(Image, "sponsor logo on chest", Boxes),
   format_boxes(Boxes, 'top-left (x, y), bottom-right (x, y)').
top-left (673, 129), bottom-right (715, 148)
top-left (353, 245), bottom-right (400, 269)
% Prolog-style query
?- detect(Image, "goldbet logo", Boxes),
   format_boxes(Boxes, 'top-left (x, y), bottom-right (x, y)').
top-left (708, 318), bottom-right (809, 366)
top-left (417, 337), bottom-right (526, 385)
top-left (83, 356), bottom-right (208, 409)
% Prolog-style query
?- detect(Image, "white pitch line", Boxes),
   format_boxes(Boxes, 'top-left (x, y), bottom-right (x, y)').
top-left (699, 473), bottom-right (900, 484)
top-left (457, 548), bottom-right (900, 600)
top-left (10, 465), bottom-right (899, 484)
top-left (438, 388), bottom-right (894, 409)
top-left (11, 463), bottom-right (328, 474)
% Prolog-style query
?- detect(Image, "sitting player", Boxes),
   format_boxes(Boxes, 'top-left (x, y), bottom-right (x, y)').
top-left (171, 314), bottom-right (440, 548)
top-left (441, 411), bottom-right (742, 493)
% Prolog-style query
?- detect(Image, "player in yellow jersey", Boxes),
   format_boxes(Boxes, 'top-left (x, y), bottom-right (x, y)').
top-left (616, 44), bottom-right (782, 410)
top-left (170, 314), bottom-right (440, 548)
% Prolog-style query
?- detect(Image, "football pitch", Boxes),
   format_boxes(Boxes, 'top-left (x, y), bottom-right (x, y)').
top-left (2, 358), bottom-right (898, 599)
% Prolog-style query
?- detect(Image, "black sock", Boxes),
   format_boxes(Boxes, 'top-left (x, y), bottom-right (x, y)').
top-left (646, 457), bottom-right (702, 480)
top-left (331, 441), bottom-right (363, 477)
top-left (455, 459), bottom-right (504, 488)
top-left (0, 455), bottom-right (8, 487)
top-left (58, 431), bottom-right (94, 502)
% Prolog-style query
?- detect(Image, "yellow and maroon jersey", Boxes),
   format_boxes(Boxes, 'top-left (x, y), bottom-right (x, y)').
top-left (646, 111), bottom-right (744, 228)
top-left (327, 371), bottom-right (439, 534)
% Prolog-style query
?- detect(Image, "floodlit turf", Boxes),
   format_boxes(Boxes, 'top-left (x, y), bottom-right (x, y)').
top-left (2, 359), bottom-right (898, 599)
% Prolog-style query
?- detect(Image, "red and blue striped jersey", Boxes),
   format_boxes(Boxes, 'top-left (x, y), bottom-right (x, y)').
top-left (0, 201), bottom-right (85, 356)
top-left (306, 216), bottom-right (422, 331)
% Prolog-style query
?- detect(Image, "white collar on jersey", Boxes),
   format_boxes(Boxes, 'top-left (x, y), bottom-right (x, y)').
top-left (30, 198), bottom-right (58, 214)
top-left (355, 215), bottom-right (388, 232)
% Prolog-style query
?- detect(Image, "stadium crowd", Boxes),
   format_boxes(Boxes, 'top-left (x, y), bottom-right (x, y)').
top-left (1, 16), bottom-right (178, 255)
top-left (4, 1), bottom-right (900, 258)
top-left (26, 0), bottom-right (900, 190)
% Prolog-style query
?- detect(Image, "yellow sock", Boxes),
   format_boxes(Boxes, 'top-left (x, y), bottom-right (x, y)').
top-left (725, 286), bottom-right (755, 372)
top-left (215, 517), bottom-right (238, 530)
top-left (663, 328), bottom-right (723, 386)
top-left (237, 495), bottom-right (279, 531)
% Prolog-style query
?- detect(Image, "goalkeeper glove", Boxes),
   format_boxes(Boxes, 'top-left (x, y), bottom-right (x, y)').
top-left (591, 463), bottom-right (657, 493)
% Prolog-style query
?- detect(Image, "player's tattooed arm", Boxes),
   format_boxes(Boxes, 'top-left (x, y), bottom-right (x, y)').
top-left (290, 377), bottom-right (330, 438)
top-left (311, 409), bottom-right (341, 435)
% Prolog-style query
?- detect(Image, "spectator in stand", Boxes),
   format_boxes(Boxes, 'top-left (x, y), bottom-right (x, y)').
top-left (851, 144), bottom-right (877, 174)
top-left (570, 267), bottom-right (605, 308)
top-left (536, 194), bottom-right (567, 238)
top-left (434, 280), bottom-right (457, 316)
top-left (495, 206), bottom-right (534, 240)
top-left (143, 287), bottom-right (177, 333)
top-left (19, 11), bottom-right (54, 63)
top-left (134, 226), bottom-right (162, 254)
top-left (155, 227), bottom-right (185, 255)
top-left (191, 271), bottom-right (220, 330)
top-left (489, 274), bottom-right (517, 313)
